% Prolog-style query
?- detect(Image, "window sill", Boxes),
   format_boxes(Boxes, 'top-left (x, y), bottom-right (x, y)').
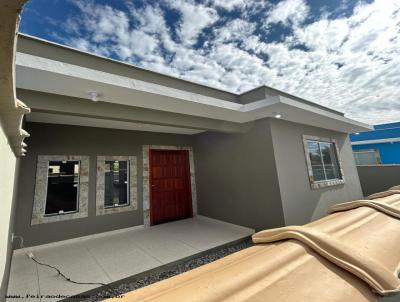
top-left (44, 210), bottom-right (79, 217)
top-left (104, 204), bottom-right (130, 209)
top-left (97, 203), bottom-right (137, 216)
top-left (310, 179), bottom-right (345, 190)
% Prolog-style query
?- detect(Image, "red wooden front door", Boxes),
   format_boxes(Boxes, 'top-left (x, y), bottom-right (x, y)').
top-left (150, 150), bottom-right (193, 225)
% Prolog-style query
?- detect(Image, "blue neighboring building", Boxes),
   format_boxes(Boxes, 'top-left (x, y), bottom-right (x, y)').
top-left (350, 122), bottom-right (400, 165)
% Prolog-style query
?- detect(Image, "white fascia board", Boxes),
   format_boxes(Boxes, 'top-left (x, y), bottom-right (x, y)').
top-left (351, 137), bottom-right (400, 145)
top-left (278, 96), bottom-right (372, 131)
top-left (15, 53), bottom-right (372, 132)
top-left (16, 53), bottom-right (242, 110)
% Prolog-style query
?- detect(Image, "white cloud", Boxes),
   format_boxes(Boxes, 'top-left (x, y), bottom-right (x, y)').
top-left (293, 18), bottom-right (350, 51)
top-left (208, 0), bottom-right (246, 11)
top-left (265, 0), bottom-right (309, 27)
top-left (130, 5), bottom-right (166, 35)
top-left (213, 19), bottom-right (256, 44)
top-left (167, 0), bottom-right (219, 46)
top-left (57, 0), bottom-right (400, 125)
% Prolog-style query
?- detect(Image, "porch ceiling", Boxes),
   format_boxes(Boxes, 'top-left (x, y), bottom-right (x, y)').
top-left (16, 52), bottom-right (372, 134)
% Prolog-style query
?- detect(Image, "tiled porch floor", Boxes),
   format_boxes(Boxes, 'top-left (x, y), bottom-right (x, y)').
top-left (7, 216), bottom-right (254, 302)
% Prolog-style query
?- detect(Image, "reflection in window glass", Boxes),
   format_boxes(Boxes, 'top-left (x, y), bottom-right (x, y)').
top-left (306, 140), bottom-right (342, 182)
top-left (45, 161), bottom-right (80, 215)
top-left (104, 160), bottom-right (129, 207)
top-left (307, 141), bottom-right (325, 181)
top-left (320, 142), bottom-right (340, 179)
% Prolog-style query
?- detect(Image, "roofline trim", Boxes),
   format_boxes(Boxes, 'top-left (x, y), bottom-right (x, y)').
top-left (18, 33), bottom-right (238, 96)
top-left (18, 33), bottom-right (344, 116)
top-left (351, 137), bottom-right (400, 145)
top-left (15, 52), bottom-right (372, 132)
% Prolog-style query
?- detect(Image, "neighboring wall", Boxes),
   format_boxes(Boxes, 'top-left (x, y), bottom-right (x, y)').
top-left (270, 119), bottom-right (363, 225)
top-left (194, 119), bottom-right (285, 231)
top-left (357, 165), bottom-right (400, 196)
top-left (14, 123), bottom-right (193, 247)
top-left (353, 143), bottom-right (400, 164)
top-left (0, 126), bottom-right (19, 298)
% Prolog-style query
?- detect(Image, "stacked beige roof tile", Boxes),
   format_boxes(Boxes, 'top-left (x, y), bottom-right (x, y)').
top-left (109, 186), bottom-right (400, 302)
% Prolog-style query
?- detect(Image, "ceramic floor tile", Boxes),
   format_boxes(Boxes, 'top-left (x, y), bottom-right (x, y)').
top-left (133, 235), bottom-right (199, 264)
top-left (32, 242), bottom-right (93, 273)
top-left (33, 241), bottom-right (111, 302)
top-left (7, 216), bottom-right (254, 301)
top-left (91, 247), bottom-right (162, 281)
top-left (7, 280), bottom-right (41, 302)
top-left (36, 259), bottom-right (111, 285)
top-left (161, 217), bottom-right (254, 251)
top-left (7, 253), bottom-right (40, 302)
top-left (38, 273), bottom-right (100, 302)
top-left (8, 253), bottom-right (38, 285)
top-left (83, 235), bottom-right (139, 258)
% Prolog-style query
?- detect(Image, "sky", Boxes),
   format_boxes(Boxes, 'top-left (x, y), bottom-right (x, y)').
top-left (20, 0), bottom-right (400, 125)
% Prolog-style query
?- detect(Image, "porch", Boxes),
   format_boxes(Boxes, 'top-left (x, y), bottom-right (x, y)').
top-left (7, 215), bottom-right (253, 301)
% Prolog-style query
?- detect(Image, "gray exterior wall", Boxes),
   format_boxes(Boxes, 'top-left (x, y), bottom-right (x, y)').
top-left (269, 118), bottom-right (363, 225)
top-left (194, 119), bottom-right (285, 231)
top-left (14, 117), bottom-right (366, 247)
top-left (14, 123), bottom-right (193, 247)
top-left (357, 165), bottom-right (400, 196)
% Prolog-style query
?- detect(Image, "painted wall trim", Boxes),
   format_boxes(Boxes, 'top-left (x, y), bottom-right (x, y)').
top-left (142, 145), bottom-right (197, 227)
top-left (351, 137), bottom-right (400, 145)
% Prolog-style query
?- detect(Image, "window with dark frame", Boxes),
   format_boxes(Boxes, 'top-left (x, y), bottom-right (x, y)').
top-left (104, 160), bottom-right (129, 208)
top-left (45, 160), bottom-right (80, 215)
top-left (306, 140), bottom-right (342, 182)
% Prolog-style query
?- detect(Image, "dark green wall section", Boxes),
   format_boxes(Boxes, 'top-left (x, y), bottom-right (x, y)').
top-left (15, 123), bottom-right (193, 247)
top-left (194, 119), bottom-right (285, 231)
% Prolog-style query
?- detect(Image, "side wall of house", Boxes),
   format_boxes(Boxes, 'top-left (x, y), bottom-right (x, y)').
top-left (14, 123), bottom-right (193, 247)
top-left (269, 119), bottom-right (363, 225)
top-left (194, 119), bottom-right (285, 231)
top-left (0, 125), bottom-right (19, 298)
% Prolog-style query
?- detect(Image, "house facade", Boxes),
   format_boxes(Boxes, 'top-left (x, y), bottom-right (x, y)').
top-left (350, 122), bottom-right (400, 165)
top-left (10, 34), bottom-right (371, 248)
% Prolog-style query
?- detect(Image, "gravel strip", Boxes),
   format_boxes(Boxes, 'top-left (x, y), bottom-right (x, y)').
top-left (81, 239), bottom-right (253, 301)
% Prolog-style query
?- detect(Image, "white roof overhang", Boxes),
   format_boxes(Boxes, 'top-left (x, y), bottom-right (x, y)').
top-left (351, 137), bottom-right (400, 145)
top-left (16, 52), bottom-right (372, 133)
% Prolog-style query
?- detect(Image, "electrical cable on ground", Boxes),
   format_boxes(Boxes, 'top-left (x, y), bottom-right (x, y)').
top-left (29, 256), bottom-right (108, 287)
top-left (12, 236), bottom-right (119, 299)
